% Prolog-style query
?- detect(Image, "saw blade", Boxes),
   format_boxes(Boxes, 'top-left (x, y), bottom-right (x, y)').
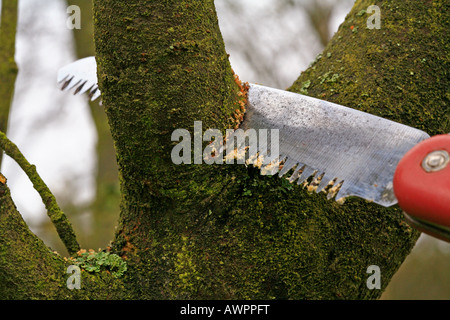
top-left (240, 84), bottom-right (430, 207)
top-left (57, 56), bottom-right (101, 101)
top-left (56, 58), bottom-right (430, 206)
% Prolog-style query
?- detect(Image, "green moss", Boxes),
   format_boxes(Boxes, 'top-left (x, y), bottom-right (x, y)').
top-left (0, 0), bottom-right (18, 165)
top-left (290, 0), bottom-right (448, 135)
top-left (70, 249), bottom-right (127, 278)
top-left (0, 178), bottom-right (126, 299)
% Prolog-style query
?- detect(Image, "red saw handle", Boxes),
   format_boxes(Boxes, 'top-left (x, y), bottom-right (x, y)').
top-left (393, 134), bottom-right (450, 242)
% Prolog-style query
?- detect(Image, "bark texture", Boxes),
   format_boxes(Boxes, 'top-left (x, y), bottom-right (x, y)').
top-left (0, 173), bottom-right (124, 299)
top-left (0, 0), bottom-right (18, 166)
top-left (94, 0), bottom-right (247, 299)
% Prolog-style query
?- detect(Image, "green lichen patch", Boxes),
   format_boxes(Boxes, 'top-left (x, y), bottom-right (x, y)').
top-left (69, 249), bottom-right (127, 278)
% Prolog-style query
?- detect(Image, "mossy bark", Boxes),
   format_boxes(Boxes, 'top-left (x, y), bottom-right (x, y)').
top-left (0, 0), bottom-right (447, 300)
top-left (0, 0), bottom-right (19, 166)
top-left (0, 173), bottom-right (125, 299)
top-left (290, 0), bottom-right (449, 136)
top-left (93, 0), bottom-right (247, 299)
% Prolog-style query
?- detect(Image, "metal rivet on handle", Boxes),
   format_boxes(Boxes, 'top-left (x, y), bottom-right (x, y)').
top-left (422, 150), bottom-right (449, 172)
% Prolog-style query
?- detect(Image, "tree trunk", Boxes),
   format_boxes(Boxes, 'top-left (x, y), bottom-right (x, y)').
top-left (94, 0), bottom-right (248, 299)
top-left (0, 0), bottom-right (447, 300)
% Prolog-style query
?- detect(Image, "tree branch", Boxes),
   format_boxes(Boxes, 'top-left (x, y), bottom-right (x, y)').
top-left (0, 130), bottom-right (80, 256)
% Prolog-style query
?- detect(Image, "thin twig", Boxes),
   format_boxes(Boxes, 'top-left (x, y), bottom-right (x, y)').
top-left (0, 130), bottom-right (80, 256)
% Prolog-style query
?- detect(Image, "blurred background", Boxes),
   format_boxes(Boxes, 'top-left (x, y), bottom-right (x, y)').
top-left (0, 0), bottom-right (448, 299)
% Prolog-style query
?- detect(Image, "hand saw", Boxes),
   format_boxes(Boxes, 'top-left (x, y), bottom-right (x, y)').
top-left (57, 57), bottom-right (450, 242)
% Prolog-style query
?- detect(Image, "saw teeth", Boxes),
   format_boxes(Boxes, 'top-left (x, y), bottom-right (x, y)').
top-left (77, 82), bottom-right (96, 96)
top-left (60, 76), bottom-right (74, 90)
top-left (64, 76), bottom-right (81, 91)
top-left (288, 164), bottom-right (305, 183)
top-left (57, 57), bottom-right (103, 102)
top-left (250, 154), bottom-right (347, 204)
top-left (90, 87), bottom-right (102, 101)
top-left (296, 166), bottom-right (317, 186)
top-left (321, 177), bottom-right (338, 194)
top-left (73, 80), bottom-right (87, 95)
top-left (316, 174), bottom-right (335, 194)
top-left (327, 180), bottom-right (344, 200)
top-left (277, 156), bottom-right (296, 177)
top-left (60, 75), bottom-right (101, 102)
top-left (88, 87), bottom-right (99, 100)
top-left (307, 172), bottom-right (324, 193)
